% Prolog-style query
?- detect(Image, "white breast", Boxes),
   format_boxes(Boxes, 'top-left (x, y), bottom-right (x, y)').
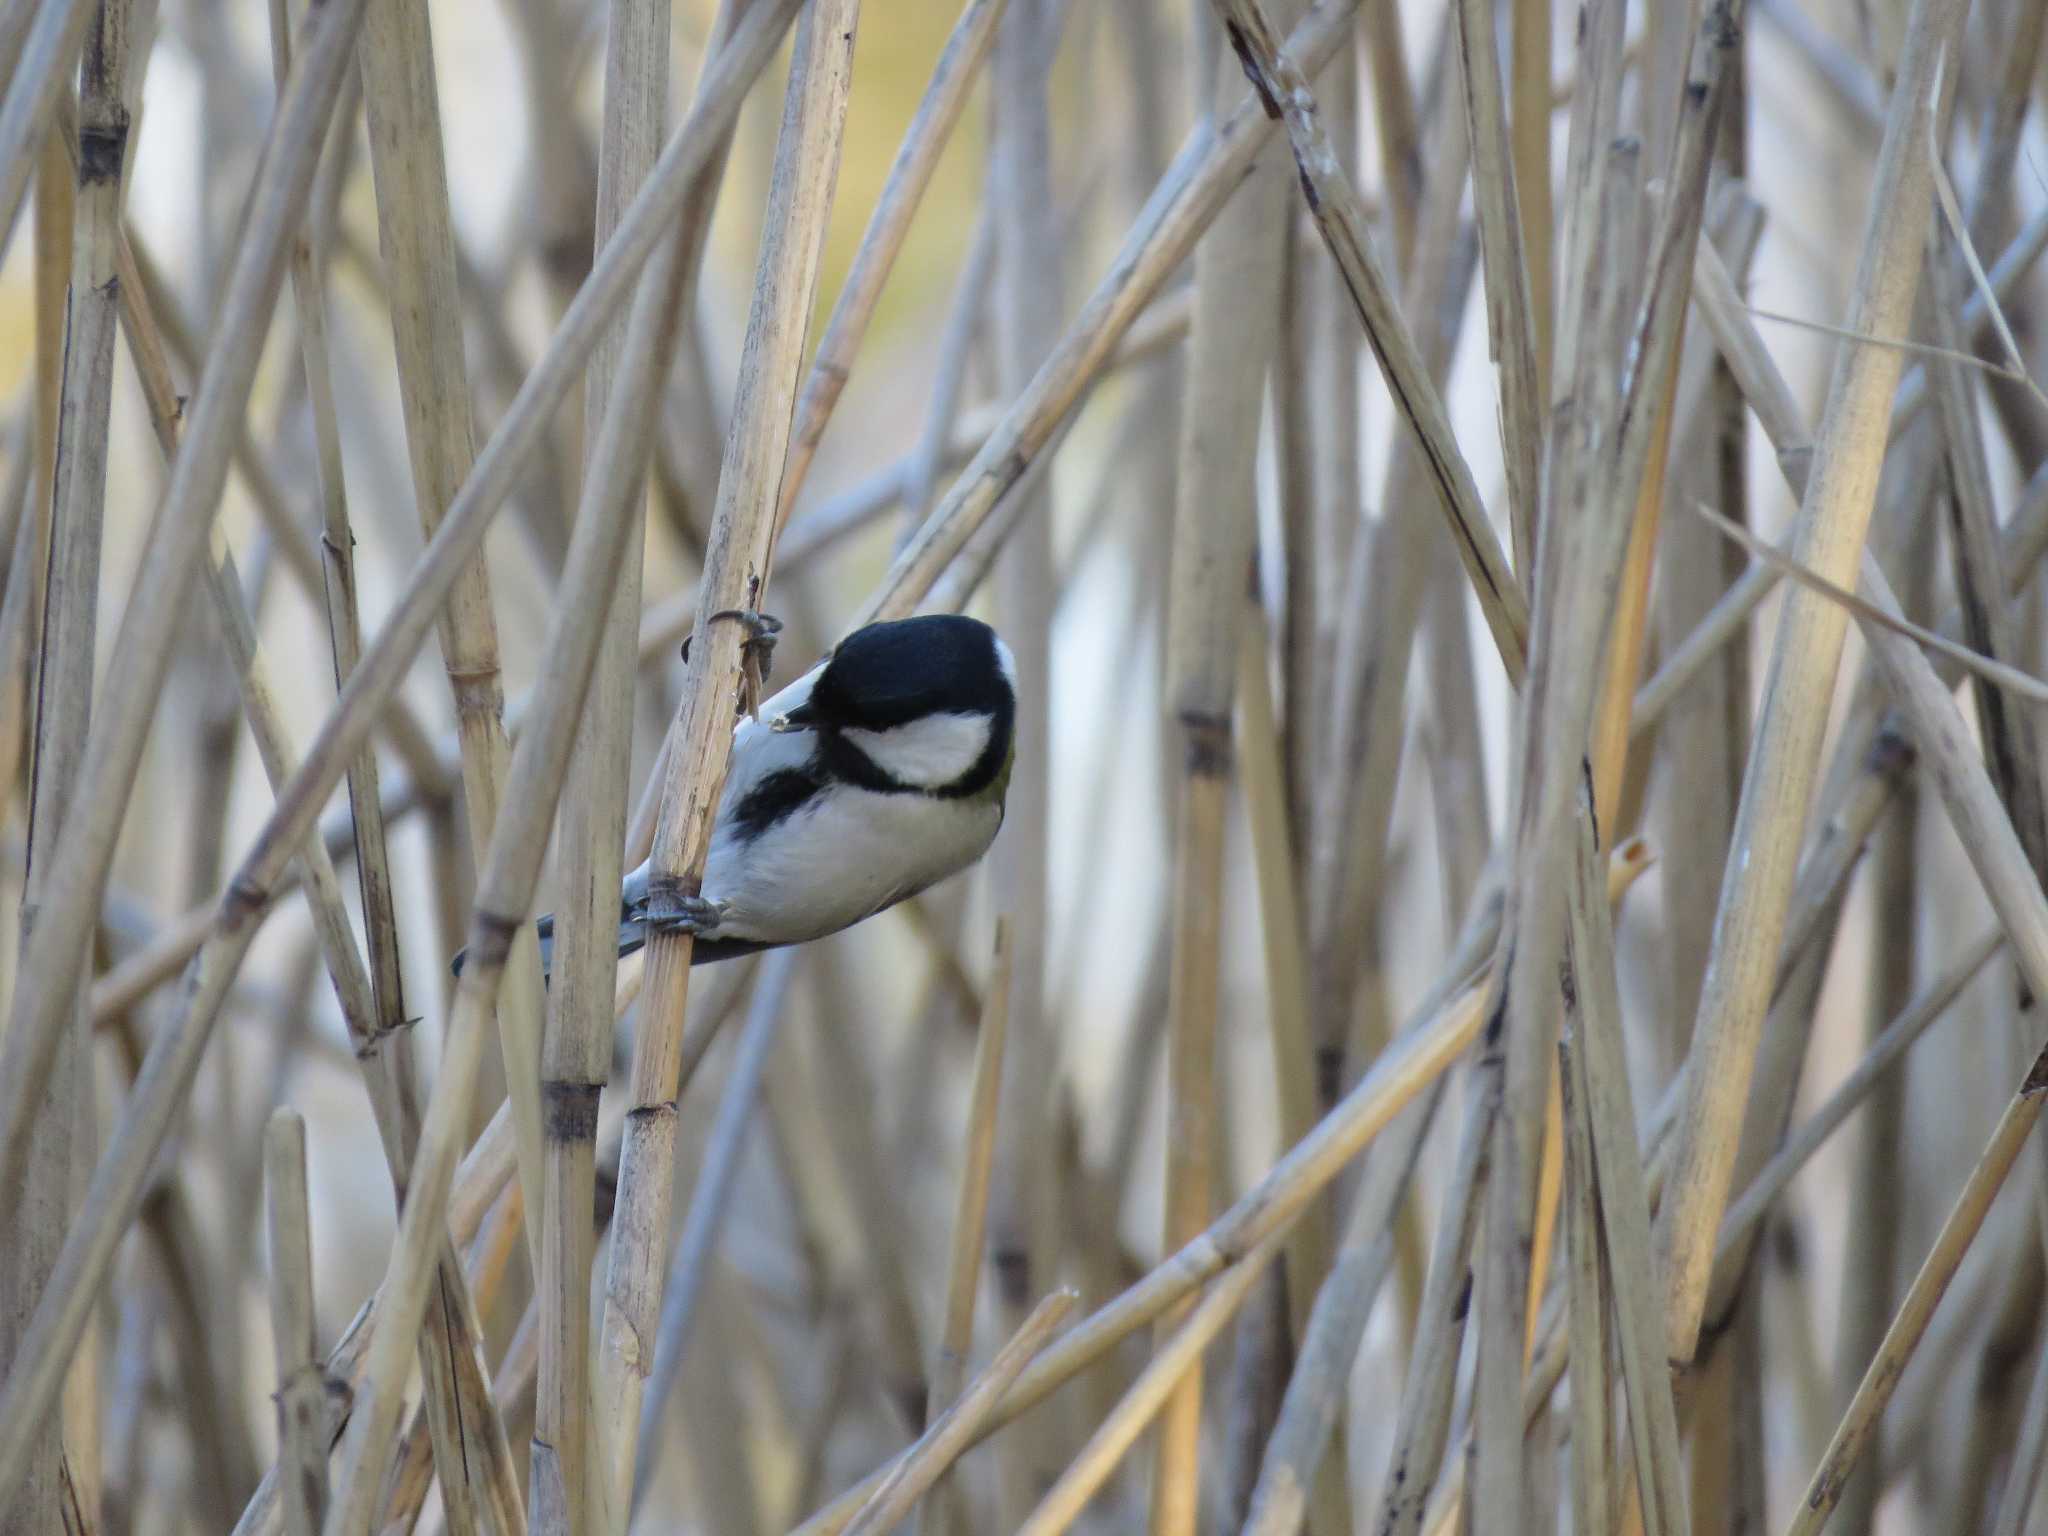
top-left (703, 782), bottom-right (1002, 946)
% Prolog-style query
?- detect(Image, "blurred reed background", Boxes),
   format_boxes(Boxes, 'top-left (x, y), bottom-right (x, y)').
top-left (0, 0), bottom-right (2045, 1530)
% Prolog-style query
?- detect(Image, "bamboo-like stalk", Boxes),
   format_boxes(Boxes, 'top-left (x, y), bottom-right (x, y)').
top-left (321, 192), bottom-right (702, 1536)
top-left (532, 0), bottom-right (671, 1524)
top-left (1148, 14), bottom-right (1297, 1528)
top-left (843, 1288), bottom-right (1077, 1536)
top-left (4, 5), bottom-right (130, 1528)
top-left (1210, 0), bottom-right (1530, 680)
top-left (264, 1111), bottom-right (328, 1536)
top-left (918, 917), bottom-right (1013, 1536)
top-left (1655, 0), bottom-right (1969, 1366)
top-left (0, 0), bottom-right (369, 1215)
top-left (1784, 1044), bottom-right (2048, 1536)
top-left (591, 7), bottom-right (859, 1523)
top-left (356, 0), bottom-right (549, 1288)
top-left (776, 0), bottom-right (1009, 527)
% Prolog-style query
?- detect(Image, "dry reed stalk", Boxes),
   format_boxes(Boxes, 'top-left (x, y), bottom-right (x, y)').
top-left (1236, 1076), bottom-right (1442, 1536)
top-left (1924, 241), bottom-right (2048, 882)
top-left (1559, 1004), bottom-right (1617, 1536)
top-left (1559, 803), bottom-right (1685, 1533)
top-left (264, 1111), bottom-right (329, 1536)
top-left (1988, 1336), bottom-right (2048, 1536)
top-left (843, 1288), bottom-right (1077, 1536)
top-left (1628, 201), bottom-right (2048, 738)
top-left (1019, 1233), bottom-right (1289, 1536)
top-left (983, 2), bottom-right (1063, 1518)
top-left (1212, 0), bottom-right (1530, 679)
top-left (591, 6), bottom-right (857, 1522)
top-left (631, 950), bottom-right (797, 1502)
top-left (1467, 129), bottom-right (1639, 1529)
top-left (1236, 616), bottom-right (1329, 1344)
top-left (3, 11), bottom-right (797, 1511)
top-left (857, 0), bottom-right (1361, 629)
top-left (1149, 16), bottom-right (1297, 1529)
top-left (321, 197), bottom-right (701, 1536)
top-left (1712, 929), bottom-right (2001, 1271)
top-left (1784, 1044), bottom-right (2048, 1536)
top-left (108, 124), bottom-right (521, 1533)
top-left (0, 0), bottom-right (94, 260)
top-left (793, 964), bottom-right (1491, 1536)
top-left (357, 0), bottom-right (550, 1287)
top-left (4, 6), bottom-right (131, 1529)
top-left (532, 0), bottom-right (670, 1523)
top-left (917, 918), bottom-right (1013, 1536)
top-left (1450, 0), bottom-right (1543, 578)
top-left (1302, 63), bottom-right (1472, 1121)
top-left (0, 0), bottom-right (367, 1219)
top-left (1654, 0), bottom-right (1968, 1366)
top-left (776, 0), bottom-right (1008, 526)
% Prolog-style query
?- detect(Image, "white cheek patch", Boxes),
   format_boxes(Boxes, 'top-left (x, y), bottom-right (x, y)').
top-left (842, 712), bottom-right (992, 789)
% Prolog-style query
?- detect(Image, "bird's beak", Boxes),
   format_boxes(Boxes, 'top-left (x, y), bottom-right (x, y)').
top-left (770, 701), bottom-right (821, 734)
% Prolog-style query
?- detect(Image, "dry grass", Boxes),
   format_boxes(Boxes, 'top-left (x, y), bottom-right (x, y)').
top-left (3, 0), bottom-right (2048, 1532)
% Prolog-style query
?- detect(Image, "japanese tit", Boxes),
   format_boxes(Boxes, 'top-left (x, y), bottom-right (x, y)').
top-left (457, 614), bottom-right (1017, 977)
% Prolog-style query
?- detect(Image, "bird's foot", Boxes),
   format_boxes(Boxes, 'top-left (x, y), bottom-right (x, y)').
top-left (642, 893), bottom-right (729, 936)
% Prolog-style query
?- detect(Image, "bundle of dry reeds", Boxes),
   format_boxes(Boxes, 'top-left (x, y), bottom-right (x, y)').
top-left (1, 0), bottom-right (2047, 1529)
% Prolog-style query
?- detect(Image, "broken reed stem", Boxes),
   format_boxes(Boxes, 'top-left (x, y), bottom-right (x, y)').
top-left (357, 0), bottom-right (548, 1287)
top-left (858, 0), bottom-right (1362, 630)
top-left (1784, 1045), bottom-right (2048, 1535)
top-left (321, 204), bottom-right (699, 1536)
top-left (264, 1110), bottom-right (328, 1536)
top-left (843, 1288), bottom-right (1077, 1536)
top-left (534, 0), bottom-right (671, 1523)
top-left (1149, 18), bottom-right (1297, 1530)
top-left (916, 917), bottom-right (1013, 1536)
top-left (777, 0), bottom-right (1009, 528)
top-left (593, 5), bottom-right (859, 1522)
top-left (1655, 0), bottom-right (1967, 1366)
top-left (1211, 0), bottom-right (1531, 680)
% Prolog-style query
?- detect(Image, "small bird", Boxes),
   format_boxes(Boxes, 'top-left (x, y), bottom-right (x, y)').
top-left (459, 614), bottom-right (1016, 977)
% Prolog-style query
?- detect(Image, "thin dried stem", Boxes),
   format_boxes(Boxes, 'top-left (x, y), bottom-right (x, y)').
top-left (264, 1111), bottom-right (328, 1536)
top-left (1655, 0), bottom-right (1969, 1365)
top-left (593, 6), bottom-right (859, 1522)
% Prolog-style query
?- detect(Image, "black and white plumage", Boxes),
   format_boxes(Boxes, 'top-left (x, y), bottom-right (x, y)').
top-left (501, 615), bottom-right (1016, 977)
